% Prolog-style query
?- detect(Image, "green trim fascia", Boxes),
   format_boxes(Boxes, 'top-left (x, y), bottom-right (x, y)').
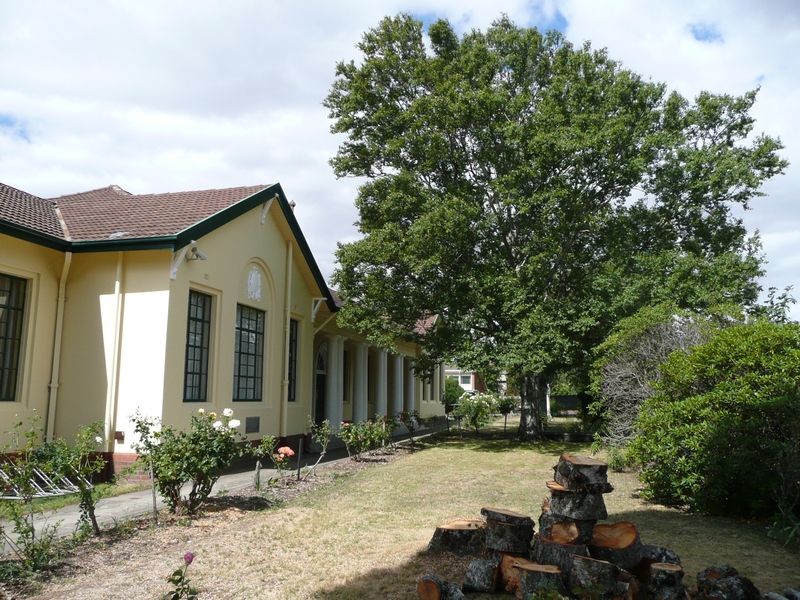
top-left (0, 222), bottom-right (69, 251)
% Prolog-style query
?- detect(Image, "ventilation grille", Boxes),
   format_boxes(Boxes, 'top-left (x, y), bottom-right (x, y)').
top-left (245, 416), bottom-right (260, 434)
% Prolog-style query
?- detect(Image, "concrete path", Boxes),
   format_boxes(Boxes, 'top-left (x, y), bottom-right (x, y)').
top-left (0, 422), bottom-right (446, 556)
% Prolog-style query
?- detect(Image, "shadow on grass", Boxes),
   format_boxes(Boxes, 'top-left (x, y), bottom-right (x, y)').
top-left (429, 431), bottom-right (594, 456)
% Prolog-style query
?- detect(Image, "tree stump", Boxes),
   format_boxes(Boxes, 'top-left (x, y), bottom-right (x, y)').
top-left (539, 504), bottom-right (595, 544)
top-left (481, 506), bottom-right (535, 527)
top-left (530, 533), bottom-right (588, 574)
top-left (499, 553), bottom-right (535, 595)
top-left (647, 563), bottom-right (686, 600)
top-left (569, 554), bottom-right (620, 600)
top-left (462, 555), bottom-right (502, 593)
top-left (427, 520), bottom-right (486, 555)
top-left (517, 563), bottom-right (568, 600)
top-left (486, 518), bottom-right (534, 553)
top-left (631, 545), bottom-right (681, 585)
top-left (696, 566), bottom-right (759, 600)
top-left (417, 575), bottom-right (466, 600)
top-left (547, 481), bottom-right (609, 520)
top-left (589, 521), bottom-right (645, 571)
top-left (554, 454), bottom-right (614, 493)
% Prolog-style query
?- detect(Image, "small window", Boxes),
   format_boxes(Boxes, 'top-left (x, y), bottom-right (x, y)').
top-left (233, 304), bottom-right (265, 401)
top-left (183, 291), bottom-right (212, 402)
top-left (0, 274), bottom-right (26, 402)
top-left (460, 374), bottom-right (471, 385)
top-left (288, 319), bottom-right (298, 402)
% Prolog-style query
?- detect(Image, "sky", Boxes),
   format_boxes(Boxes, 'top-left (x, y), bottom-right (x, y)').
top-left (1, 0), bottom-right (797, 315)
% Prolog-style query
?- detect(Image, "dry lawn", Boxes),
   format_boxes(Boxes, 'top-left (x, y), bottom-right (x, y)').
top-left (7, 420), bottom-right (800, 599)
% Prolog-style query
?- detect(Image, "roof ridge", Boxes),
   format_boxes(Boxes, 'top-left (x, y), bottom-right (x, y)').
top-left (51, 184), bottom-right (132, 199)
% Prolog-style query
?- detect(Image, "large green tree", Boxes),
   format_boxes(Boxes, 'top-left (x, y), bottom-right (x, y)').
top-left (325, 15), bottom-right (786, 440)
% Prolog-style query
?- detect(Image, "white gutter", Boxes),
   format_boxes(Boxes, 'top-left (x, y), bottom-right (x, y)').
top-left (46, 251), bottom-right (72, 441)
top-left (104, 252), bottom-right (124, 447)
top-left (280, 240), bottom-right (293, 437)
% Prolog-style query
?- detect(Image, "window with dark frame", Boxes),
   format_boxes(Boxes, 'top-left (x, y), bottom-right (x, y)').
top-left (183, 290), bottom-right (212, 402)
top-left (288, 318), bottom-right (298, 402)
top-left (0, 274), bottom-right (26, 402)
top-left (233, 304), bottom-right (265, 401)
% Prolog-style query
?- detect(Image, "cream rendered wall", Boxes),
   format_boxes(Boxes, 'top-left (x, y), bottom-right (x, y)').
top-left (112, 251), bottom-right (171, 452)
top-left (0, 235), bottom-right (62, 448)
top-left (56, 250), bottom-right (171, 451)
top-left (162, 204), bottom-right (318, 442)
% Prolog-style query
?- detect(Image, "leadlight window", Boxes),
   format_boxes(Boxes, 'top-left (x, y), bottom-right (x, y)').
top-left (183, 291), bottom-right (212, 402)
top-left (0, 274), bottom-right (26, 402)
top-left (233, 304), bottom-right (264, 401)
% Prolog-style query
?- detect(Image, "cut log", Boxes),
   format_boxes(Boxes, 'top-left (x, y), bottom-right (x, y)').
top-left (499, 553), bottom-right (535, 594)
top-left (539, 505), bottom-right (595, 544)
top-left (589, 522), bottom-right (645, 571)
top-left (547, 481), bottom-right (609, 520)
top-left (616, 571), bottom-right (641, 600)
top-left (486, 518), bottom-right (534, 553)
top-left (647, 563), bottom-right (686, 600)
top-left (696, 566), bottom-right (760, 600)
top-left (784, 589), bottom-right (800, 600)
top-left (427, 520), bottom-right (486, 555)
top-left (569, 555), bottom-right (620, 600)
top-left (554, 454), bottom-right (613, 493)
top-left (530, 533), bottom-right (588, 574)
top-left (517, 563), bottom-right (568, 600)
top-left (462, 556), bottom-right (502, 593)
top-left (417, 575), bottom-right (466, 600)
top-left (441, 581), bottom-right (465, 600)
top-left (418, 574), bottom-right (443, 600)
top-left (631, 545), bottom-right (682, 585)
top-left (481, 506), bottom-right (535, 527)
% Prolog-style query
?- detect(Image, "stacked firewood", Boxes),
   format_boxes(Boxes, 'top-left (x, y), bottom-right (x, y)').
top-left (420, 453), bottom-right (686, 600)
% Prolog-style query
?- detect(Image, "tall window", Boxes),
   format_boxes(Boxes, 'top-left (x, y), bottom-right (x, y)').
top-left (183, 291), bottom-right (212, 402)
top-left (287, 319), bottom-right (298, 402)
top-left (0, 274), bottom-right (26, 402)
top-left (233, 304), bottom-right (264, 401)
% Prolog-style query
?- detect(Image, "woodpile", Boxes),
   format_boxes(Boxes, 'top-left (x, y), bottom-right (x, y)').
top-left (419, 453), bottom-right (779, 600)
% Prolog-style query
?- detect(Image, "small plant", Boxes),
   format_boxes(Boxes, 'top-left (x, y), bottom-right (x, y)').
top-left (338, 421), bottom-right (369, 460)
top-left (303, 418), bottom-right (333, 479)
top-left (273, 446), bottom-right (295, 481)
top-left (453, 392), bottom-right (498, 434)
top-left (253, 435), bottom-right (277, 491)
top-left (162, 552), bottom-right (199, 600)
top-left (396, 410), bottom-right (420, 449)
top-left (496, 396), bottom-right (517, 433)
top-left (131, 408), bottom-right (248, 515)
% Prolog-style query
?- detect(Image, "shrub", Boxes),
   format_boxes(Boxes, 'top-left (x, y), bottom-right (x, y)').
top-left (131, 409), bottom-right (247, 515)
top-left (628, 321), bottom-right (800, 518)
top-left (454, 392), bottom-right (497, 434)
top-left (442, 377), bottom-right (463, 413)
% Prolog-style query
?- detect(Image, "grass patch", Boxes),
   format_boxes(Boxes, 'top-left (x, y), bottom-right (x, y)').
top-left (6, 418), bottom-right (799, 599)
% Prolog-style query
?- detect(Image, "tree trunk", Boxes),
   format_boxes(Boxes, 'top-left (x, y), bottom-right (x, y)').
top-left (588, 522), bottom-right (644, 571)
top-left (485, 518), bottom-right (534, 554)
top-left (462, 556), bottom-right (501, 593)
top-left (517, 373), bottom-right (548, 441)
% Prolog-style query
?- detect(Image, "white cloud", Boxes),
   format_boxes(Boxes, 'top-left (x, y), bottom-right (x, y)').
top-left (1, 0), bottom-right (797, 312)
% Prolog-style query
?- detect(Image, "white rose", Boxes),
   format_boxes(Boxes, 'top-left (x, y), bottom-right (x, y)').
top-left (212, 421), bottom-right (223, 429)
top-left (95, 436), bottom-right (103, 444)
top-left (223, 408), bottom-right (234, 417)
top-left (198, 408), bottom-right (205, 415)
top-left (228, 419), bottom-right (241, 429)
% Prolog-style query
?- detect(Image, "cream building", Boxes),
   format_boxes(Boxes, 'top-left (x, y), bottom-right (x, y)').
top-left (0, 181), bottom-right (444, 473)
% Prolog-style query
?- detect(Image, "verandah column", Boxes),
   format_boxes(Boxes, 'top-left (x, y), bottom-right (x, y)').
top-left (391, 353), bottom-right (404, 418)
top-left (326, 335), bottom-right (344, 429)
top-left (405, 358), bottom-right (416, 413)
top-left (374, 348), bottom-right (388, 416)
top-left (353, 342), bottom-right (368, 422)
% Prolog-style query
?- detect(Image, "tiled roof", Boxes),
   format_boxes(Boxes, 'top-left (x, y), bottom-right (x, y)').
top-left (51, 184), bottom-right (269, 242)
top-left (0, 182), bottom-right (64, 239)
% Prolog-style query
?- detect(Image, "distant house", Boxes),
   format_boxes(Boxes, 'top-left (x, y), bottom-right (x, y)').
top-left (0, 181), bottom-right (445, 474)
top-left (444, 366), bottom-right (488, 394)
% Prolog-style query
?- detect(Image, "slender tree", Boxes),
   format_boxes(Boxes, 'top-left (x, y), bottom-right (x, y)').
top-left (326, 15), bottom-right (786, 440)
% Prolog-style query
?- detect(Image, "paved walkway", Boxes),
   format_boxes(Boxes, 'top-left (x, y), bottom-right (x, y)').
top-left (0, 423), bottom-right (446, 556)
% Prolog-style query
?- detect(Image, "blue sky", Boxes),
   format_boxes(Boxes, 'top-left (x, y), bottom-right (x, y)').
top-left (0, 0), bottom-right (798, 315)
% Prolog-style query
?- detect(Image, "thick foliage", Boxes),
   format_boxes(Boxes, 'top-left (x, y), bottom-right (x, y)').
top-left (326, 14), bottom-right (785, 441)
top-left (629, 321), bottom-right (800, 517)
top-left (132, 410), bottom-right (247, 515)
top-left (454, 392), bottom-right (498, 433)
